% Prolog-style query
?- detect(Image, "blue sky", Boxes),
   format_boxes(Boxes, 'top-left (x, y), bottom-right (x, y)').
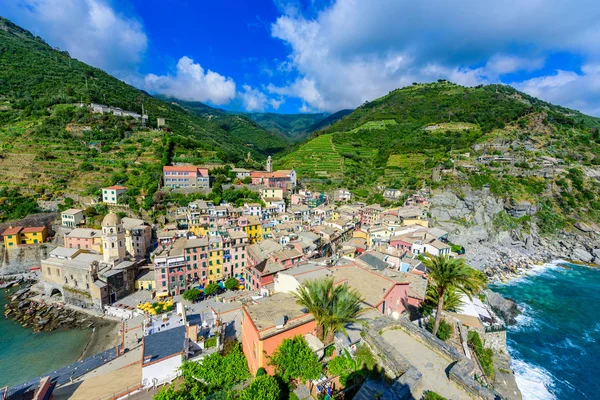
top-left (2, 0), bottom-right (600, 116)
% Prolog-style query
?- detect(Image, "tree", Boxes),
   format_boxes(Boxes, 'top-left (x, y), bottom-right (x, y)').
top-left (224, 277), bottom-right (239, 291)
top-left (420, 284), bottom-right (464, 316)
top-left (327, 349), bottom-right (359, 386)
top-left (422, 255), bottom-right (487, 336)
top-left (240, 375), bottom-right (280, 400)
top-left (182, 288), bottom-right (202, 302)
top-left (204, 283), bottom-right (220, 296)
top-left (269, 335), bottom-right (322, 383)
top-left (294, 278), bottom-right (364, 342)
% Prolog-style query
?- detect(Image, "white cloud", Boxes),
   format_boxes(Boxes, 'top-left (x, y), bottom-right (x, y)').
top-left (514, 67), bottom-right (600, 116)
top-left (239, 84), bottom-right (268, 112)
top-left (145, 57), bottom-right (236, 105)
top-left (270, 0), bottom-right (600, 112)
top-left (0, 0), bottom-right (147, 77)
top-left (485, 55), bottom-right (545, 75)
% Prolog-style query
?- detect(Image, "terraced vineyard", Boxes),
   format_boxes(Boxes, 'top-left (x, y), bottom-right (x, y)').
top-left (0, 117), bottom-right (163, 196)
top-left (276, 134), bottom-right (342, 177)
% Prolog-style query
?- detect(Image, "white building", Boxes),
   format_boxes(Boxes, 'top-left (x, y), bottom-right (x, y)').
top-left (102, 185), bottom-right (127, 205)
top-left (61, 209), bottom-right (84, 228)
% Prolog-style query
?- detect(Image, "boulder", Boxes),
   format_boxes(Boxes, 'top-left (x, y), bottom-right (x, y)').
top-left (485, 289), bottom-right (520, 325)
top-left (572, 246), bottom-right (594, 264)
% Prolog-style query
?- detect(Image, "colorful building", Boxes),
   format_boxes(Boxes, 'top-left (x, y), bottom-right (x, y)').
top-left (241, 293), bottom-right (316, 375)
top-left (64, 228), bottom-right (103, 253)
top-left (163, 165), bottom-right (210, 189)
top-left (2, 226), bottom-right (48, 247)
top-left (239, 216), bottom-right (262, 244)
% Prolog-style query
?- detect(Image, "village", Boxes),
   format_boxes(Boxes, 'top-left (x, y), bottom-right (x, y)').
top-left (0, 158), bottom-right (516, 400)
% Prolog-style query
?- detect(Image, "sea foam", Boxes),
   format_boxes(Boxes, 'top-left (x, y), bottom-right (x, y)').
top-left (511, 358), bottom-right (557, 400)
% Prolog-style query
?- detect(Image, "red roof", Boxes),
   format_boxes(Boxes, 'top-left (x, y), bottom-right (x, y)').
top-left (2, 226), bottom-right (23, 235)
top-left (163, 165), bottom-right (200, 172)
top-left (21, 226), bottom-right (46, 233)
top-left (250, 171), bottom-right (267, 178)
top-left (105, 185), bottom-right (127, 190)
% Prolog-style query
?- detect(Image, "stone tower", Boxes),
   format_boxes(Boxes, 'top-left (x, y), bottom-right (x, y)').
top-left (266, 156), bottom-right (273, 173)
top-left (101, 212), bottom-right (126, 264)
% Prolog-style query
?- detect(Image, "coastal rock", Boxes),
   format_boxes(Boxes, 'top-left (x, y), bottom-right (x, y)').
top-left (572, 247), bottom-right (594, 264)
top-left (485, 289), bottom-right (520, 325)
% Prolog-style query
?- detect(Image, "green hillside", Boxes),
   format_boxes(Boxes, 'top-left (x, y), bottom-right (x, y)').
top-left (277, 81), bottom-right (600, 229)
top-left (0, 16), bottom-right (288, 211)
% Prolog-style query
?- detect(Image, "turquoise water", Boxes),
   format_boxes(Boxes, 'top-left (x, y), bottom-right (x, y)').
top-left (491, 263), bottom-right (600, 400)
top-left (0, 289), bottom-right (92, 388)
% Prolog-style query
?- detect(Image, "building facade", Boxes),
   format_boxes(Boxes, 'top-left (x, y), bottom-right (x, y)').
top-left (102, 185), bottom-right (127, 204)
top-left (163, 166), bottom-right (210, 189)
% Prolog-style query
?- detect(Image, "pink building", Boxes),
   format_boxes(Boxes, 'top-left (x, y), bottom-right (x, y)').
top-left (184, 238), bottom-right (209, 286)
top-left (64, 228), bottom-right (102, 252)
top-left (250, 170), bottom-right (296, 192)
top-left (163, 166), bottom-right (210, 189)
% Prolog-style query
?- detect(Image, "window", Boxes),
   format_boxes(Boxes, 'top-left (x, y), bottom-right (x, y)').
top-left (47, 267), bottom-right (51, 275)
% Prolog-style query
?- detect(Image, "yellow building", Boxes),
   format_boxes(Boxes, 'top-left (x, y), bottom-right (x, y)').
top-left (2, 226), bottom-right (48, 247)
top-left (190, 224), bottom-right (210, 237)
top-left (244, 216), bottom-right (262, 244)
top-left (331, 209), bottom-right (340, 220)
top-left (402, 218), bottom-right (429, 227)
top-left (208, 243), bottom-right (223, 283)
top-left (352, 229), bottom-right (368, 241)
top-left (135, 269), bottom-right (155, 291)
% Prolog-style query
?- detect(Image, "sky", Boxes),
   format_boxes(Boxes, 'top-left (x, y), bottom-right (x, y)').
top-left (2, 0), bottom-right (600, 116)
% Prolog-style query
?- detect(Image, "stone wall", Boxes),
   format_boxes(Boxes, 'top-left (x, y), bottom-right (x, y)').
top-left (483, 330), bottom-right (508, 353)
top-left (365, 316), bottom-right (498, 400)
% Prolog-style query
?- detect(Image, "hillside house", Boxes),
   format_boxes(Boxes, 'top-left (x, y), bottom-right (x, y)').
top-left (61, 209), bottom-right (84, 228)
top-left (102, 185), bottom-right (127, 205)
top-left (2, 226), bottom-right (48, 247)
top-left (163, 166), bottom-right (210, 189)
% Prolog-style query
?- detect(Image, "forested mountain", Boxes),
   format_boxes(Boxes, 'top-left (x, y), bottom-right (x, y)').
top-left (239, 110), bottom-right (354, 141)
top-left (239, 112), bottom-right (328, 141)
top-left (304, 109), bottom-right (353, 133)
top-left (277, 81), bottom-right (600, 231)
top-left (0, 16), bottom-right (285, 205)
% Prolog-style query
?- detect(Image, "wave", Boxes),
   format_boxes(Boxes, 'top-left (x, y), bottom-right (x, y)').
top-left (499, 260), bottom-right (563, 287)
top-left (510, 303), bottom-right (542, 332)
top-left (511, 358), bottom-right (557, 400)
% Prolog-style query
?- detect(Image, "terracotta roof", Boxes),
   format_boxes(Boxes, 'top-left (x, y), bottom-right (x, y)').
top-left (21, 226), bottom-right (46, 233)
top-left (104, 185), bottom-right (127, 190)
top-left (163, 165), bottom-right (199, 172)
top-left (2, 226), bottom-right (23, 235)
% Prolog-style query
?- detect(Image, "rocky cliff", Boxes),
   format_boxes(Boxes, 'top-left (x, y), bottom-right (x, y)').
top-left (429, 187), bottom-right (600, 280)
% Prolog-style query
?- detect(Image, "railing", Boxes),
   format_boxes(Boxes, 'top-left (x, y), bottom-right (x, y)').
top-left (484, 325), bottom-right (507, 333)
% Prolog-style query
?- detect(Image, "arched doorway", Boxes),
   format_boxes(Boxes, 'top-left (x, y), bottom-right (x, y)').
top-left (50, 288), bottom-right (63, 298)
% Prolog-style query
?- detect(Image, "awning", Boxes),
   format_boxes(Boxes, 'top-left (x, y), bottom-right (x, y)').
top-left (28, 266), bottom-right (41, 271)
top-left (156, 292), bottom-right (170, 298)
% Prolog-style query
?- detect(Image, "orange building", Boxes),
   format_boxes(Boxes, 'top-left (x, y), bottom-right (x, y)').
top-left (241, 292), bottom-right (316, 374)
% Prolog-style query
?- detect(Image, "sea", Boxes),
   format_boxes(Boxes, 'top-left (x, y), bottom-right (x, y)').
top-left (491, 262), bottom-right (600, 400)
top-left (0, 288), bottom-right (92, 388)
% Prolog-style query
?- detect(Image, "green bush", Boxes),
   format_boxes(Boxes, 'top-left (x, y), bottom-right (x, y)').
top-left (204, 336), bottom-right (217, 349)
top-left (468, 331), bottom-right (495, 380)
top-left (255, 367), bottom-right (266, 377)
top-left (426, 318), bottom-right (453, 341)
top-left (182, 288), bottom-right (202, 302)
top-left (423, 391), bottom-right (447, 400)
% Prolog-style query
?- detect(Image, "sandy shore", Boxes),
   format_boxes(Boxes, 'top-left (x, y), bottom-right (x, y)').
top-left (79, 319), bottom-right (121, 360)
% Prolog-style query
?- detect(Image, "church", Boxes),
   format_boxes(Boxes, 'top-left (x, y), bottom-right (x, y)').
top-left (41, 213), bottom-right (142, 311)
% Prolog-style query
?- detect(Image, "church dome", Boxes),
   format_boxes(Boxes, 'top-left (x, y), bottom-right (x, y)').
top-left (101, 212), bottom-right (122, 227)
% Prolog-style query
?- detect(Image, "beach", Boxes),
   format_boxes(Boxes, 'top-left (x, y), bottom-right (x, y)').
top-left (79, 319), bottom-right (122, 360)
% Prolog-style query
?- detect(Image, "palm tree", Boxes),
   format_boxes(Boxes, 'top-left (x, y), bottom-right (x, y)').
top-left (422, 255), bottom-right (487, 336)
top-left (422, 283), bottom-right (464, 315)
top-left (294, 278), bottom-right (364, 343)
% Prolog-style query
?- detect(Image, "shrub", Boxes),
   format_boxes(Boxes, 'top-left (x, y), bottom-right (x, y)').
top-left (423, 391), bottom-right (447, 400)
top-left (468, 331), bottom-right (495, 380)
top-left (426, 318), bottom-right (453, 341)
top-left (240, 374), bottom-right (280, 400)
top-left (255, 367), bottom-right (266, 377)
